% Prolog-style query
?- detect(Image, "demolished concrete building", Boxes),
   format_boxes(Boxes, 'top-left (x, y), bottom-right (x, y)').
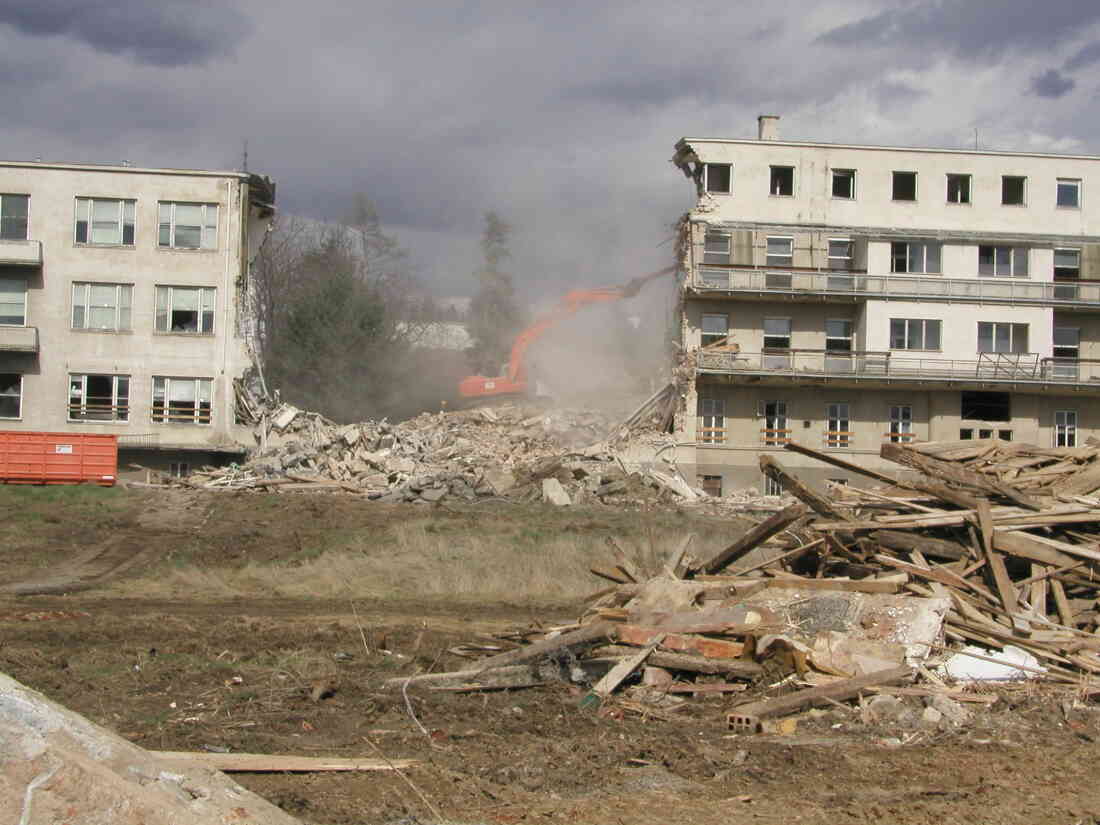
top-left (672, 115), bottom-right (1100, 494)
top-left (0, 160), bottom-right (275, 476)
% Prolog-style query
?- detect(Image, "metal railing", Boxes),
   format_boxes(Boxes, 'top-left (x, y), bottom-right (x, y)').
top-left (695, 266), bottom-right (1100, 307)
top-left (696, 348), bottom-right (1100, 386)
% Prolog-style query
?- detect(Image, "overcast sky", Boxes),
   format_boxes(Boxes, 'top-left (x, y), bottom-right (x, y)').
top-left (3, 0), bottom-right (1098, 300)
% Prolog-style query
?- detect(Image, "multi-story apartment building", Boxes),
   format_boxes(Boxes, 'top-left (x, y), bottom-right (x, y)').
top-left (0, 161), bottom-right (275, 476)
top-left (672, 116), bottom-right (1100, 495)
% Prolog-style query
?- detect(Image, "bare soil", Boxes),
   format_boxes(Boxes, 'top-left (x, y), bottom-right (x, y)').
top-left (2, 486), bottom-right (1100, 825)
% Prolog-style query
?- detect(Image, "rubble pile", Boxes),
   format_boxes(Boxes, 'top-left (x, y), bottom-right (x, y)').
top-left (178, 386), bottom-right (700, 507)
top-left (397, 438), bottom-right (1100, 727)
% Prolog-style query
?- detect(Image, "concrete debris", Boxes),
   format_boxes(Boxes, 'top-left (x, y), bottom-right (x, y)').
top-left (0, 669), bottom-right (303, 825)
top-left (940, 645), bottom-right (1045, 682)
top-left (170, 384), bottom-right (739, 511)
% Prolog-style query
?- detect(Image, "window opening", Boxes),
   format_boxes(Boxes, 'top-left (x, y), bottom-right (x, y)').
top-left (72, 283), bottom-right (132, 331)
top-left (701, 314), bottom-right (728, 348)
top-left (0, 279), bottom-right (26, 325)
top-left (68, 374), bottom-right (129, 421)
top-left (152, 377), bottom-right (213, 424)
top-left (977, 322), bottom-right (1028, 354)
top-left (703, 231), bottom-right (730, 265)
top-left (892, 172), bottom-right (917, 201)
top-left (1002, 176), bottom-right (1026, 206)
top-left (889, 405), bottom-right (914, 443)
top-left (890, 241), bottom-right (941, 274)
top-left (763, 400), bottom-right (789, 445)
top-left (826, 403), bottom-right (851, 448)
top-left (1057, 179), bottom-right (1080, 209)
top-left (697, 398), bottom-right (725, 444)
top-left (704, 164), bottom-right (731, 194)
top-left (75, 198), bottom-right (135, 245)
top-left (0, 374), bottom-right (20, 418)
top-left (769, 166), bottom-right (794, 196)
top-left (0, 194), bottom-right (28, 240)
top-left (978, 246), bottom-right (1028, 278)
top-left (155, 286), bottom-right (215, 334)
top-left (832, 169), bottom-right (855, 199)
top-left (947, 174), bottom-right (971, 204)
top-left (961, 391), bottom-right (1010, 421)
top-left (890, 318), bottom-right (941, 350)
top-left (1055, 410), bottom-right (1078, 447)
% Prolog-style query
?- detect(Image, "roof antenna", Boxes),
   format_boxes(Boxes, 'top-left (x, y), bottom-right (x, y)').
top-left (242, 139), bottom-right (249, 173)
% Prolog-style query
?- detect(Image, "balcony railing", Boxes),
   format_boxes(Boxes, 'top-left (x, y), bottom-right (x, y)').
top-left (697, 348), bottom-right (1100, 387)
top-left (0, 325), bottom-right (38, 353)
top-left (694, 265), bottom-right (1100, 307)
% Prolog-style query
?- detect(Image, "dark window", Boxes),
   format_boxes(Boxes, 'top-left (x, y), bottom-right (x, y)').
top-left (890, 318), bottom-right (941, 350)
top-left (1002, 176), bottom-right (1026, 205)
top-left (890, 241), bottom-right (941, 274)
top-left (0, 373), bottom-right (20, 418)
top-left (832, 169), bottom-right (855, 199)
top-left (977, 322), bottom-right (1028, 353)
top-left (1057, 179), bottom-right (1081, 208)
top-left (704, 164), bottom-right (731, 194)
top-left (699, 475), bottom-right (723, 497)
top-left (701, 313), bottom-right (728, 348)
top-left (961, 391), bottom-right (1010, 421)
top-left (947, 174), bottom-right (970, 204)
top-left (978, 246), bottom-right (1028, 277)
top-left (770, 166), bottom-right (794, 196)
top-left (892, 172), bottom-right (917, 201)
top-left (703, 231), bottom-right (730, 265)
top-left (0, 195), bottom-right (29, 240)
top-left (1055, 248), bottom-right (1081, 279)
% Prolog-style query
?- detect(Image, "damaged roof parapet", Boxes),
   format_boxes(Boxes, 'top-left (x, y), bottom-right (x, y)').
top-left (247, 174), bottom-right (276, 216)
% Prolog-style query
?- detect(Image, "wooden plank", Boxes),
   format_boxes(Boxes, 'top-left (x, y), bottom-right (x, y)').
top-left (596, 646), bottom-right (763, 677)
top-left (1051, 578), bottom-right (1075, 628)
top-left (663, 534), bottom-right (695, 579)
top-left (665, 682), bottom-right (749, 694)
top-left (881, 443), bottom-right (1042, 511)
top-left (759, 454), bottom-right (850, 520)
top-left (698, 503), bottom-right (808, 574)
top-left (469, 622), bottom-right (616, 671)
top-left (382, 664), bottom-right (548, 690)
top-left (760, 577), bottom-right (901, 594)
top-left (1014, 560), bottom-right (1086, 587)
top-left (994, 530), bottom-right (1100, 565)
top-left (590, 565), bottom-right (631, 584)
top-left (1057, 462), bottom-right (1100, 496)
top-left (871, 530), bottom-right (969, 561)
top-left (590, 636), bottom-right (663, 699)
top-left (606, 536), bottom-right (642, 582)
top-left (990, 531), bottom-right (1081, 568)
top-left (727, 538), bottom-right (824, 577)
top-left (154, 752), bottom-right (418, 772)
top-left (783, 441), bottom-right (898, 485)
top-left (731, 665), bottom-right (913, 720)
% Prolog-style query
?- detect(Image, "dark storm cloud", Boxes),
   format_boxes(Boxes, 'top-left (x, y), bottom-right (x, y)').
top-left (1031, 68), bottom-right (1076, 98)
top-left (0, 1), bottom-right (249, 66)
top-left (819, 1), bottom-right (1100, 60)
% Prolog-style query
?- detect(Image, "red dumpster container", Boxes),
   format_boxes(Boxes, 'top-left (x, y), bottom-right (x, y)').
top-left (0, 432), bottom-right (118, 486)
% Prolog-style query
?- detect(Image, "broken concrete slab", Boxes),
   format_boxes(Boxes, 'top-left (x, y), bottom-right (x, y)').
top-left (483, 469), bottom-right (516, 496)
top-left (542, 478), bottom-right (571, 506)
top-left (0, 669), bottom-right (302, 825)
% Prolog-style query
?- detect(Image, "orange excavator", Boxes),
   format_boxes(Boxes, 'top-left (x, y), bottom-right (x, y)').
top-left (458, 264), bottom-right (676, 399)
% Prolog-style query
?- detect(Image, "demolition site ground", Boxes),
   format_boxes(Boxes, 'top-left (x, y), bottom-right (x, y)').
top-left (2, 485), bottom-right (1100, 825)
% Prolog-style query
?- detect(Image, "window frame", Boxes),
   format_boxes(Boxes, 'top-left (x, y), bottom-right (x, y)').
top-left (978, 245), bottom-right (1029, 278)
top-left (946, 174), bottom-right (971, 204)
top-left (827, 238), bottom-right (853, 271)
top-left (1055, 410), bottom-right (1078, 448)
top-left (0, 194), bottom-right (29, 241)
top-left (700, 313), bottom-right (729, 348)
top-left (154, 285), bottom-right (216, 335)
top-left (697, 397), bottom-right (725, 445)
top-left (151, 376), bottom-right (213, 425)
top-left (892, 171), bottom-right (917, 202)
top-left (1054, 248), bottom-right (1081, 279)
top-left (0, 278), bottom-right (27, 326)
top-left (769, 165), bottom-right (794, 197)
top-left (1001, 175), bottom-right (1027, 206)
top-left (888, 404), bottom-right (914, 443)
top-left (763, 317), bottom-right (792, 350)
top-left (158, 201), bottom-right (219, 250)
top-left (74, 197), bottom-right (136, 246)
top-left (831, 169), bottom-right (856, 200)
top-left (977, 321), bottom-right (1029, 354)
top-left (0, 373), bottom-right (21, 419)
top-left (68, 373), bottom-right (130, 422)
top-left (703, 163), bottom-right (732, 194)
top-left (889, 318), bottom-right (942, 351)
top-left (765, 236), bottom-right (793, 268)
top-left (1057, 178), bottom-right (1081, 209)
top-left (890, 241), bottom-right (941, 274)
top-left (71, 282), bottom-right (133, 332)
top-left (763, 469), bottom-right (783, 497)
top-left (762, 399), bottom-right (789, 446)
top-left (702, 231), bottom-right (731, 265)
top-left (826, 402), bottom-right (851, 449)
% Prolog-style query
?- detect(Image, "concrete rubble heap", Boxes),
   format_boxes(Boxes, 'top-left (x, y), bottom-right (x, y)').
top-left (388, 438), bottom-right (1100, 728)
top-left (0, 670), bottom-right (303, 825)
top-left (175, 384), bottom-right (736, 509)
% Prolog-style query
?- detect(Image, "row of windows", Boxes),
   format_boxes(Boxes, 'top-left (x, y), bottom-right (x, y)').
top-left (705, 232), bottom-right (1084, 280)
top-left (701, 314), bottom-right (1079, 356)
top-left (702, 163), bottom-right (1084, 208)
top-left (0, 281), bottom-right (216, 334)
top-left (696, 398), bottom-right (1080, 449)
top-left (0, 373), bottom-right (212, 424)
top-left (0, 193), bottom-right (219, 250)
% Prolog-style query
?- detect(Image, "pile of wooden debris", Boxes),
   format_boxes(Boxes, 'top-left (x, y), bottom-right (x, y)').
top-left (394, 439), bottom-right (1100, 726)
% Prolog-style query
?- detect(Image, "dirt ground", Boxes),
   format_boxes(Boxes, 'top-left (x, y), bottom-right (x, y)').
top-left (3, 486), bottom-right (1100, 825)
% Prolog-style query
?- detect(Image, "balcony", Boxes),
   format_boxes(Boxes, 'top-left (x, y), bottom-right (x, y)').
top-left (696, 348), bottom-right (1100, 393)
top-left (694, 265), bottom-right (1100, 309)
top-left (0, 240), bottom-right (42, 267)
top-left (0, 325), bottom-right (37, 352)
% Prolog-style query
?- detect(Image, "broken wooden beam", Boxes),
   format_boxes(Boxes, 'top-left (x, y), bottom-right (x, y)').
top-left (759, 454), bottom-right (850, 520)
top-left (730, 665), bottom-right (913, 720)
top-left (155, 752), bottom-right (419, 772)
top-left (782, 441), bottom-right (898, 485)
top-left (697, 503), bottom-right (808, 575)
top-left (470, 622), bottom-right (617, 671)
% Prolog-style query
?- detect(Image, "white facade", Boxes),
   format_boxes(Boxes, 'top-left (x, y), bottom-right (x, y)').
top-left (672, 118), bottom-right (1100, 493)
top-left (0, 161), bottom-right (275, 466)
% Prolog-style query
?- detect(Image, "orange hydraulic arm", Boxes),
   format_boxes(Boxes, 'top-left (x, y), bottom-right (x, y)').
top-left (458, 265), bottom-right (676, 399)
